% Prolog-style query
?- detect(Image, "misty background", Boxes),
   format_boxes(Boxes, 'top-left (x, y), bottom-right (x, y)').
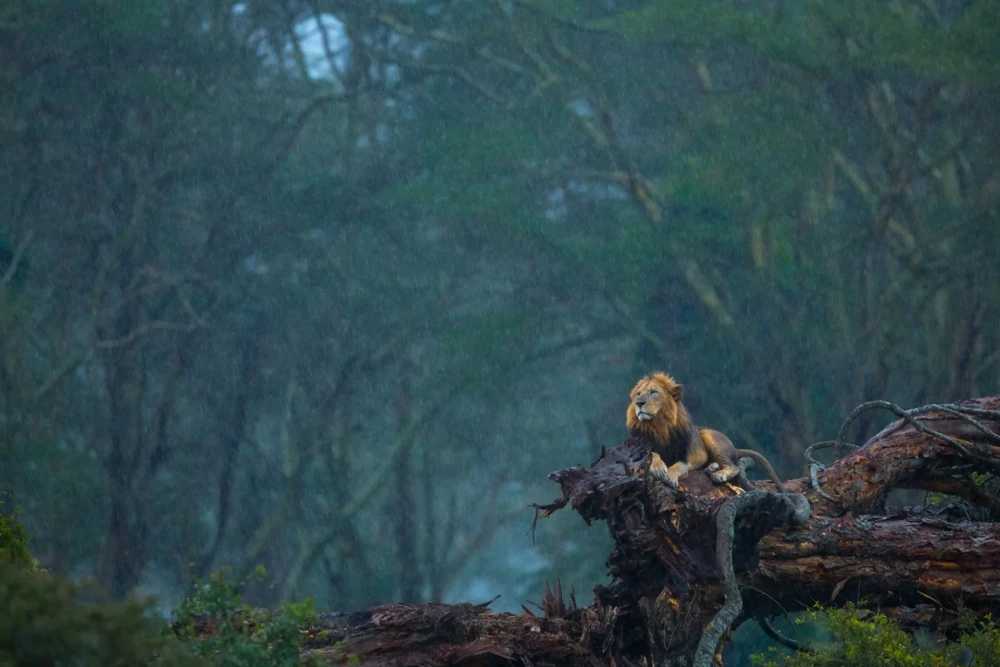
top-left (1, 0), bottom-right (998, 626)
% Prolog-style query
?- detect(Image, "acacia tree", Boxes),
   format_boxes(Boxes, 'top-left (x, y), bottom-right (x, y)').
top-left (376, 0), bottom-right (1000, 473)
top-left (0, 0), bottom-right (388, 596)
top-left (1, 0), bottom-right (624, 606)
top-left (3, 0), bottom-right (998, 621)
top-left (1, 0), bottom-right (260, 593)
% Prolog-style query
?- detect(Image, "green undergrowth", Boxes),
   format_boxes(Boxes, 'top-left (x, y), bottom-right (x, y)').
top-left (0, 508), bottom-right (320, 666)
top-left (752, 602), bottom-right (1000, 667)
top-left (173, 566), bottom-right (321, 667)
top-left (0, 499), bottom-right (37, 571)
top-left (11, 507), bottom-right (1000, 667)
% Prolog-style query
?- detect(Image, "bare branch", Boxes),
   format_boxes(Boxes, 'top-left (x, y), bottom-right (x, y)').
top-left (0, 230), bottom-right (33, 291)
top-left (95, 319), bottom-right (204, 349)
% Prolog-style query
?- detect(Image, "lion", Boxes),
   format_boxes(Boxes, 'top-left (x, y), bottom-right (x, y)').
top-left (626, 372), bottom-right (786, 492)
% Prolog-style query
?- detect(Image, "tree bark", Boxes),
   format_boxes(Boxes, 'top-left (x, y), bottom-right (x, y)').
top-left (199, 395), bottom-right (1000, 666)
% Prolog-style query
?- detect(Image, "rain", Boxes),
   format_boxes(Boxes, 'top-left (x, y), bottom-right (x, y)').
top-left (1, 1), bottom-right (998, 665)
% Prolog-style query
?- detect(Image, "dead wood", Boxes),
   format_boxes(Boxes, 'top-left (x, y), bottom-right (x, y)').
top-left (750, 395), bottom-right (1000, 633)
top-left (298, 600), bottom-right (609, 666)
top-left (193, 395), bottom-right (1000, 666)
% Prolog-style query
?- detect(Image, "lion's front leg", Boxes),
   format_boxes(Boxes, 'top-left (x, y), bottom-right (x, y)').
top-left (648, 452), bottom-right (670, 482)
top-left (649, 452), bottom-right (684, 489)
top-left (661, 460), bottom-right (689, 488)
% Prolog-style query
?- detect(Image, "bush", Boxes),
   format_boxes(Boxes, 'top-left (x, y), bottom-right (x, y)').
top-left (751, 602), bottom-right (1000, 667)
top-left (0, 500), bottom-right (37, 571)
top-left (0, 505), bottom-right (317, 666)
top-left (172, 566), bottom-right (320, 667)
top-left (0, 561), bottom-right (321, 667)
top-left (0, 560), bottom-right (203, 667)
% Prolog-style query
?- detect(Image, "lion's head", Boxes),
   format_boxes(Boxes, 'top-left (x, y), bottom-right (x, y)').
top-left (626, 372), bottom-right (689, 445)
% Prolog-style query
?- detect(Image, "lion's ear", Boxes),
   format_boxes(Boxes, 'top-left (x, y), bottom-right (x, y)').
top-left (650, 372), bottom-right (684, 402)
top-left (669, 383), bottom-right (683, 402)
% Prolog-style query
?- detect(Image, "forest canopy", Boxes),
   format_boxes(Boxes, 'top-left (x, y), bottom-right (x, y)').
top-left (0, 2), bottom-right (997, 662)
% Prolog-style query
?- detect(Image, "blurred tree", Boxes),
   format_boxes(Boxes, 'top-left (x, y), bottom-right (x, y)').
top-left (0, 0), bottom-right (996, 637)
top-left (376, 0), bottom-right (1000, 475)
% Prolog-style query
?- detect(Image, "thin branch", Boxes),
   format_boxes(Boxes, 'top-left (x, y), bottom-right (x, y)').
top-left (268, 94), bottom-right (344, 176)
top-left (759, 617), bottom-right (815, 653)
top-left (403, 62), bottom-right (506, 103)
top-left (808, 400), bottom-right (1000, 500)
top-left (95, 319), bottom-right (203, 349)
top-left (0, 230), bottom-right (33, 290)
top-left (308, 1), bottom-right (347, 89)
top-left (835, 400), bottom-right (1000, 466)
top-left (377, 14), bottom-right (529, 76)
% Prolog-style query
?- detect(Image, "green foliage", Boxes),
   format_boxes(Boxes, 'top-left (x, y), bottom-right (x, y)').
top-left (0, 500), bottom-right (37, 571)
top-left (751, 603), bottom-right (1000, 667)
top-left (823, 2), bottom-right (1000, 81)
top-left (956, 614), bottom-right (1000, 666)
top-left (2, 0), bottom-right (998, 635)
top-left (0, 561), bottom-right (202, 667)
top-left (589, 0), bottom-right (836, 71)
top-left (592, 0), bottom-right (1000, 80)
top-left (173, 566), bottom-right (319, 667)
top-left (0, 508), bottom-right (199, 666)
top-left (0, 559), bottom-right (323, 667)
top-left (0, 513), bottom-right (318, 667)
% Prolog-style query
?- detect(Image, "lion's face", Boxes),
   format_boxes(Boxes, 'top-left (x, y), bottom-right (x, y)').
top-left (626, 373), bottom-right (685, 436)
top-left (631, 382), bottom-right (667, 422)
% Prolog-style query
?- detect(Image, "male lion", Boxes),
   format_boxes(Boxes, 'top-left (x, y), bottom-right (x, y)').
top-left (626, 372), bottom-right (786, 492)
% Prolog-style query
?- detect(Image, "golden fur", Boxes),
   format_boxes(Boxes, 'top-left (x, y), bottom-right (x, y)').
top-left (626, 372), bottom-right (786, 492)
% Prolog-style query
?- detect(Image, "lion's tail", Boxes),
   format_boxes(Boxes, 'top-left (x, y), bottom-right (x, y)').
top-left (734, 449), bottom-right (786, 493)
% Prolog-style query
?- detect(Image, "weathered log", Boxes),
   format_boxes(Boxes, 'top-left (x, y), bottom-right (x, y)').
top-left (747, 395), bottom-right (1000, 631)
top-left (298, 600), bottom-right (609, 666)
top-left (204, 395), bottom-right (1000, 666)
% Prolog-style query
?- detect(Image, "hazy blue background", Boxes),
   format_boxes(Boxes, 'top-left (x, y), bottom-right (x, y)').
top-left (1, 1), bottom-right (997, 642)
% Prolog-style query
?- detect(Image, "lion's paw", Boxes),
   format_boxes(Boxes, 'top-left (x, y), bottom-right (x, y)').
top-left (649, 466), bottom-right (679, 488)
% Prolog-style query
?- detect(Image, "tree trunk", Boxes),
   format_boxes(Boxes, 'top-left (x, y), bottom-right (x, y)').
top-left (195, 395), bottom-right (1000, 666)
top-left (100, 337), bottom-right (147, 598)
top-left (393, 368), bottom-right (420, 602)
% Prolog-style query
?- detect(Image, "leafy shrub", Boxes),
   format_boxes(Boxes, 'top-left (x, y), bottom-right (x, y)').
top-left (954, 614), bottom-right (1000, 666)
top-left (173, 566), bottom-right (320, 667)
top-left (0, 499), bottom-right (37, 571)
top-left (1, 504), bottom-right (200, 665)
top-left (0, 505), bottom-right (317, 666)
top-left (0, 560), bottom-right (320, 667)
top-left (0, 560), bottom-right (202, 667)
top-left (751, 602), bottom-right (1000, 667)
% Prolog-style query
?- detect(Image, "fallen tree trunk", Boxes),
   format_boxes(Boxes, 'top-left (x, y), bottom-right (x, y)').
top-left (298, 598), bottom-right (607, 666)
top-left (749, 395), bottom-right (1000, 633)
top-left (218, 395), bottom-right (1000, 666)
